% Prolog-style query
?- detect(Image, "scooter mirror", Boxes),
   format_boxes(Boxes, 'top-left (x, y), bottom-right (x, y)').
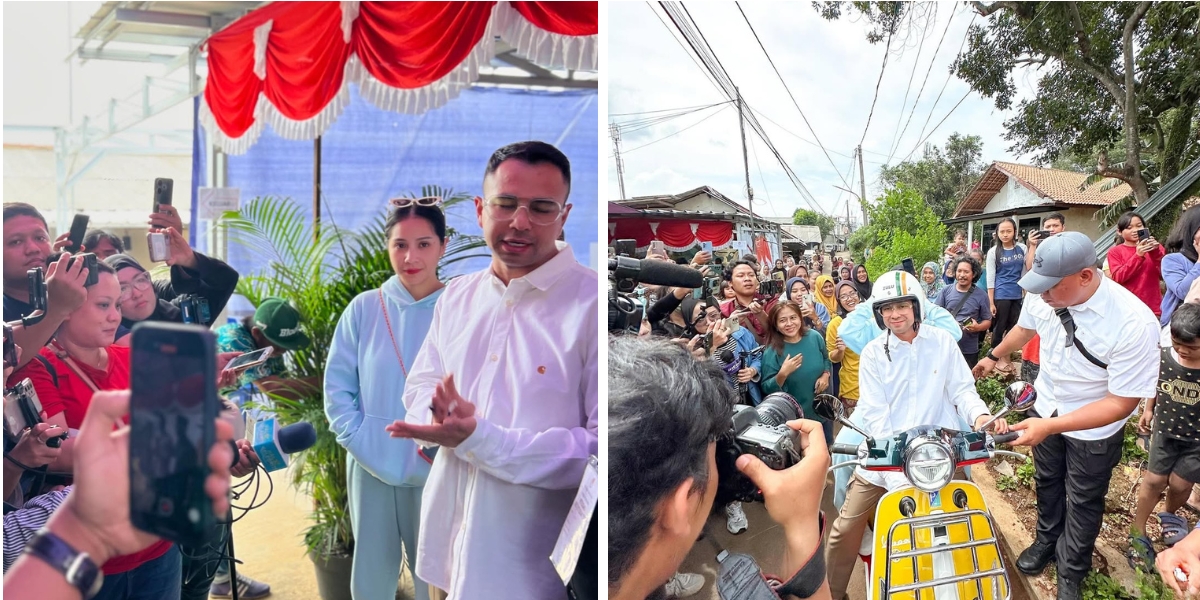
top-left (1004, 381), bottom-right (1038, 412)
top-left (813, 394), bottom-right (842, 421)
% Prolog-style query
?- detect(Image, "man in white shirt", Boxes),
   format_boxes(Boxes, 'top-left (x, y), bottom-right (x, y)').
top-left (388, 141), bottom-right (598, 600)
top-left (825, 270), bottom-right (1003, 600)
top-left (974, 232), bottom-right (1160, 600)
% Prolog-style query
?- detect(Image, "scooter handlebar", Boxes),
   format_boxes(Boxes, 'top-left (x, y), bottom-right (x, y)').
top-left (830, 443), bottom-right (860, 455)
top-left (990, 432), bottom-right (1020, 444)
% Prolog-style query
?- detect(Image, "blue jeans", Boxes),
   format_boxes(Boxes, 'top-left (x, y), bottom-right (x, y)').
top-left (93, 546), bottom-right (182, 600)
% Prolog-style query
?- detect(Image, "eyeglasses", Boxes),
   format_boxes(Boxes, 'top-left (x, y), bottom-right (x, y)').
top-left (484, 196), bottom-right (566, 226)
top-left (838, 293), bottom-right (860, 303)
top-left (389, 196), bottom-right (442, 209)
top-left (119, 272), bottom-right (153, 300)
top-left (693, 310), bottom-right (720, 325)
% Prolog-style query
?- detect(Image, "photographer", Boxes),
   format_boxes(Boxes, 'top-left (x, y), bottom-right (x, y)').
top-left (2, 334), bottom-right (64, 503)
top-left (3, 203), bottom-right (90, 370)
top-left (105, 229), bottom-right (239, 345)
top-left (3, 389), bottom-right (235, 600)
top-left (826, 271), bottom-right (1003, 600)
top-left (609, 337), bottom-right (831, 600)
top-left (215, 298), bottom-right (320, 400)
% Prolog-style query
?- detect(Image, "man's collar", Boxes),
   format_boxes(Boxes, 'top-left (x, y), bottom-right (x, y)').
top-left (1067, 277), bottom-right (1107, 315)
top-left (492, 241), bottom-right (575, 291)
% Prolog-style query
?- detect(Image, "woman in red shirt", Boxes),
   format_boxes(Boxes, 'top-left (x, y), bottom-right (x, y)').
top-left (24, 258), bottom-right (179, 600)
top-left (1109, 211), bottom-right (1166, 317)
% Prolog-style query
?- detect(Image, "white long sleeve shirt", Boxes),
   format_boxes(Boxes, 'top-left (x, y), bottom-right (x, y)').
top-left (855, 324), bottom-right (991, 490)
top-left (402, 242), bottom-right (599, 600)
top-left (1017, 277), bottom-right (1160, 440)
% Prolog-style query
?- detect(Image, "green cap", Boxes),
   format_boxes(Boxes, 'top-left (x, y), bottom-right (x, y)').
top-left (253, 298), bottom-right (310, 351)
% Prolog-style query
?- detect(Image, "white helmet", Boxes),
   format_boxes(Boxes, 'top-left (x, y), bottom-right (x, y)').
top-left (870, 270), bottom-right (924, 330)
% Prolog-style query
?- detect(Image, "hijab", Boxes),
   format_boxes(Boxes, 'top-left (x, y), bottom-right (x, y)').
top-left (678, 296), bottom-right (705, 335)
top-left (852, 265), bottom-right (872, 300)
top-left (920, 261), bottom-right (945, 301)
top-left (784, 277), bottom-right (809, 303)
top-left (941, 259), bottom-right (956, 286)
top-left (812, 274), bottom-right (838, 315)
top-left (834, 280), bottom-right (858, 317)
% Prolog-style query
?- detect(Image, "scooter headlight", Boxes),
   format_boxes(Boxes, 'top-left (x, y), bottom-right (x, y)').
top-left (903, 437), bottom-right (955, 493)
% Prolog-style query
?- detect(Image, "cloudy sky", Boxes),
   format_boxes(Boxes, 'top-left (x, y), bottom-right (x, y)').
top-left (608, 2), bottom-right (1041, 224)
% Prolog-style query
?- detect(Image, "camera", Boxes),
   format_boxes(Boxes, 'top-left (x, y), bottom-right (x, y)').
top-left (3, 378), bottom-right (66, 449)
top-left (758, 279), bottom-right (783, 297)
top-left (178, 295), bottom-right (212, 326)
top-left (28, 267), bottom-right (47, 313)
top-left (715, 392), bottom-right (804, 504)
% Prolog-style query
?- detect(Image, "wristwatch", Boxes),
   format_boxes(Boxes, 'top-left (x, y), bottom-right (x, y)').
top-left (25, 529), bottom-right (104, 599)
top-left (986, 350), bottom-right (1000, 362)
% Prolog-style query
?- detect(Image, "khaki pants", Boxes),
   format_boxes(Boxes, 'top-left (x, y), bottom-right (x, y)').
top-left (428, 586), bottom-right (447, 600)
top-left (826, 473), bottom-right (888, 599)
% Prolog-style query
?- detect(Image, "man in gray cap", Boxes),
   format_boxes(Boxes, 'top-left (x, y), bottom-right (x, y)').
top-left (974, 231), bottom-right (1160, 600)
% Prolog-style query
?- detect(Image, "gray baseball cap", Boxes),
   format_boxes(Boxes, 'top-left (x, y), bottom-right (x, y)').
top-left (1019, 231), bottom-right (1098, 294)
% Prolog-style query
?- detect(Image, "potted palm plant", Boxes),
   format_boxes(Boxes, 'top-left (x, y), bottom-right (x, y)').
top-left (218, 191), bottom-right (487, 599)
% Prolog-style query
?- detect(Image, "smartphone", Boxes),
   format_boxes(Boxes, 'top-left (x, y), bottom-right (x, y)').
top-left (153, 178), bottom-right (174, 213)
top-left (1138, 228), bottom-right (1151, 241)
top-left (700, 241), bottom-right (713, 253)
top-left (901, 257), bottom-right (916, 276)
top-left (649, 240), bottom-right (666, 256)
top-left (66, 214), bottom-right (89, 254)
top-left (148, 231), bottom-right (171, 262)
top-left (804, 293), bottom-right (815, 305)
top-left (67, 253), bottom-right (100, 287)
top-left (222, 347), bottom-right (273, 372)
top-left (1033, 229), bottom-right (1052, 241)
top-left (129, 322), bottom-right (218, 546)
top-left (3, 324), bottom-right (16, 369)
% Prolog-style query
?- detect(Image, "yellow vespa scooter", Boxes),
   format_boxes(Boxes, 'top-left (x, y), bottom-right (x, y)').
top-left (820, 381), bottom-right (1037, 600)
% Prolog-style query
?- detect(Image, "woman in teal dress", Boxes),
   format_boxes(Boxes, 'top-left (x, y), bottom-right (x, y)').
top-left (761, 301), bottom-right (833, 442)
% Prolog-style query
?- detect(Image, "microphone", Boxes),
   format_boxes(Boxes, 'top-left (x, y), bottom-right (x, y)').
top-left (251, 419), bottom-right (317, 472)
top-left (718, 349), bottom-right (742, 379)
top-left (608, 256), bottom-right (704, 289)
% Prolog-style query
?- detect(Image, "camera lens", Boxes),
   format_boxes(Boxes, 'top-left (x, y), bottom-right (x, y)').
top-left (755, 392), bottom-right (802, 428)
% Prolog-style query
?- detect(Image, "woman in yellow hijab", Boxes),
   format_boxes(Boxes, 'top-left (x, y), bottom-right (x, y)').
top-left (812, 274), bottom-right (838, 315)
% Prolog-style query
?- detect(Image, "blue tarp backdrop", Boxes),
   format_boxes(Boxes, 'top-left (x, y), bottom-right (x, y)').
top-left (193, 85), bottom-right (598, 316)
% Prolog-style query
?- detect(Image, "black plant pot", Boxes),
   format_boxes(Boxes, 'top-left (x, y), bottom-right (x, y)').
top-left (310, 551), bottom-right (354, 600)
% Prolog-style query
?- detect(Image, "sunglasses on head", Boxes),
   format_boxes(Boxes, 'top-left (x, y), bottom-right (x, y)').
top-left (389, 196), bottom-right (442, 209)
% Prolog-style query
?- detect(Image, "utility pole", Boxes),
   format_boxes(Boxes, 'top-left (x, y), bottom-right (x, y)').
top-left (856, 145), bottom-right (869, 226)
top-left (609, 123), bottom-right (627, 200)
top-left (737, 87), bottom-right (755, 232)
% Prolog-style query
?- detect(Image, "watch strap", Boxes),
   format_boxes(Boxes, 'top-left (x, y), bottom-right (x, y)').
top-left (986, 350), bottom-right (1000, 362)
top-left (27, 529), bottom-right (104, 599)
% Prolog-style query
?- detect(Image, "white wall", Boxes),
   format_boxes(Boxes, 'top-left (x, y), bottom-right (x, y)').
top-left (981, 176), bottom-right (1047, 213)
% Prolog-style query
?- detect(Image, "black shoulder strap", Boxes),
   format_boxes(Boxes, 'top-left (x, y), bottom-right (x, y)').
top-left (33, 354), bottom-right (58, 387)
top-left (1054, 308), bottom-right (1109, 370)
top-left (950, 285), bottom-right (974, 317)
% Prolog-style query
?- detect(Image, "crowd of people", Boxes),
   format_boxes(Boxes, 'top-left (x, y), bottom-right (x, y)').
top-left (609, 200), bottom-right (1200, 600)
top-left (3, 140), bottom-right (598, 600)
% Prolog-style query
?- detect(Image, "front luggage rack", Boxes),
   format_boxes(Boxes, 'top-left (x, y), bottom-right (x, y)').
top-left (881, 509), bottom-right (1010, 600)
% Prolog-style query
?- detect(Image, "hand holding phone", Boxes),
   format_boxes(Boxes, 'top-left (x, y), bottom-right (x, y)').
top-left (66, 214), bottom-right (90, 254)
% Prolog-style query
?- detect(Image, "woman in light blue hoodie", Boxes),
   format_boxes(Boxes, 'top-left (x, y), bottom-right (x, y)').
top-left (324, 201), bottom-right (447, 600)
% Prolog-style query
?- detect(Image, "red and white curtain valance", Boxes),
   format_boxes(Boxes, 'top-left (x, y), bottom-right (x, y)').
top-left (608, 219), bottom-right (735, 252)
top-left (201, 1), bottom-right (597, 154)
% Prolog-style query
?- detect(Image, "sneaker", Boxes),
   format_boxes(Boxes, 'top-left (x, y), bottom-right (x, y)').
top-left (665, 572), bottom-right (704, 598)
top-left (210, 572), bottom-right (272, 599)
top-left (726, 501), bottom-right (748, 535)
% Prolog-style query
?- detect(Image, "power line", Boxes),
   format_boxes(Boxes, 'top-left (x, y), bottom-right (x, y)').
top-left (613, 101), bottom-right (732, 133)
top-left (858, 11), bottom-right (897, 149)
top-left (747, 132), bottom-right (777, 216)
top-left (658, 1), bottom-right (828, 215)
top-left (884, 3), bottom-right (934, 160)
top-left (735, 1), bottom-right (855, 195)
top-left (903, 12), bottom-right (978, 163)
top-left (888, 5), bottom-right (950, 164)
top-left (610, 101), bottom-right (729, 117)
top-left (618, 104), bottom-right (733, 155)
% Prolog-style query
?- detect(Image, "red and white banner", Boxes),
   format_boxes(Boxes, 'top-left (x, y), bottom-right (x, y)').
top-left (201, 1), bottom-right (597, 154)
top-left (608, 219), bottom-right (735, 252)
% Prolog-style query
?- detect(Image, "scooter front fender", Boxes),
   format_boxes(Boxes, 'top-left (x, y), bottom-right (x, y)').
top-left (867, 481), bottom-right (1010, 600)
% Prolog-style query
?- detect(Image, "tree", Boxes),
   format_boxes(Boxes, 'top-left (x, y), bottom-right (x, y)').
top-left (856, 185), bottom-right (947, 278)
top-left (820, 1), bottom-right (1200, 204)
top-left (880, 133), bottom-right (987, 220)
top-left (792, 208), bottom-right (839, 240)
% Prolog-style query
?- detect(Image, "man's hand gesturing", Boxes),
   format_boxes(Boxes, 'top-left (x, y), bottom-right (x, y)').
top-left (386, 373), bottom-right (478, 448)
